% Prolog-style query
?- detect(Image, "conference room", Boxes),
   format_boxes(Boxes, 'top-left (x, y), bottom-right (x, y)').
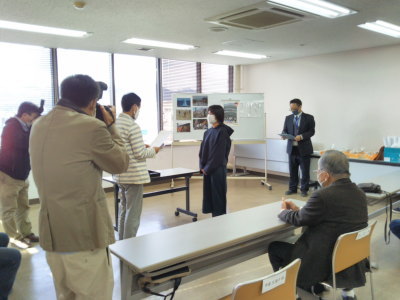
top-left (0, 0), bottom-right (400, 299)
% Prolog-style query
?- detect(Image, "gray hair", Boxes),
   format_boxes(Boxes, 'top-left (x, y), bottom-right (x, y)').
top-left (318, 150), bottom-right (350, 176)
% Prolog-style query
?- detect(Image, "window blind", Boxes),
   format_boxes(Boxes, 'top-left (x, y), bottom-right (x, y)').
top-left (161, 59), bottom-right (197, 131)
top-left (114, 54), bottom-right (158, 142)
top-left (201, 63), bottom-right (230, 93)
top-left (0, 42), bottom-right (54, 130)
top-left (57, 48), bottom-right (113, 106)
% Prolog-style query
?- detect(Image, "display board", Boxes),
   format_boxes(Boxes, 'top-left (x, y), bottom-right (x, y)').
top-left (173, 93), bottom-right (265, 141)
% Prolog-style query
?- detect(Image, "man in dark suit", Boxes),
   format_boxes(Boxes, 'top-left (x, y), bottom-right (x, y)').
top-left (268, 150), bottom-right (369, 300)
top-left (282, 98), bottom-right (315, 197)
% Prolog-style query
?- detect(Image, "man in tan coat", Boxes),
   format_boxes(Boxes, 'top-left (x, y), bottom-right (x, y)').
top-left (30, 74), bottom-right (129, 300)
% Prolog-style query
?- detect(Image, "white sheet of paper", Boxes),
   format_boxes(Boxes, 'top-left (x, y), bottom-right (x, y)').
top-left (262, 270), bottom-right (286, 293)
top-left (151, 130), bottom-right (171, 148)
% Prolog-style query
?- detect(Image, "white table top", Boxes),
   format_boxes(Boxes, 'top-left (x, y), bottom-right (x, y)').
top-left (355, 170), bottom-right (400, 199)
top-left (110, 199), bottom-right (305, 273)
top-left (155, 168), bottom-right (198, 177)
top-left (103, 168), bottom-right (198, 184)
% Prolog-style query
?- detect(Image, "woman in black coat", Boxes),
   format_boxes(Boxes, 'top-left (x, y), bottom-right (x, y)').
top-left (199, 105), bottom-right (234, 217)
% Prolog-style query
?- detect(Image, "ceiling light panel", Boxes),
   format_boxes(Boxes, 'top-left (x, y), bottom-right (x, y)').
top-left (0, 20), bottom-right (89, 37)
top-left (123, 38), bottom-right (196, 50)
top-left (267, 0), bottom-right (356, 18)
top-left (214, 50), bottom-right (268, 59)
top-left (358, 20), bottom-right (400, 38)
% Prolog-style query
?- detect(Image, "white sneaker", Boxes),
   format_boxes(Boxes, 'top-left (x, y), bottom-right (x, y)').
top-left (10, 237), bottom-right (31, 249)
top-left (392, 207), bottom-right (400, 214)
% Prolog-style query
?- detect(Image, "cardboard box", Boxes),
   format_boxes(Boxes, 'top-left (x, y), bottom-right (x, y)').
top-left (383, 147), bottom-right (400, 162)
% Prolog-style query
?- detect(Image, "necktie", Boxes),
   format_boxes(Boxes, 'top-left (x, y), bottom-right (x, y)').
top-left (294, 116), bottom-right (299, 136)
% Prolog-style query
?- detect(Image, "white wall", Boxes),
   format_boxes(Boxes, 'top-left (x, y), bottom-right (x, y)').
top-left (241, 44), bottom-right (400, 152)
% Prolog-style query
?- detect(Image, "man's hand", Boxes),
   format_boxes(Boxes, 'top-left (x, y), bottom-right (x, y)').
top-left (286, 200), bottom-right (300, 211)
top-left (281, 197), bottom-right (300, 211)
top-left (99, 105), bottom-right (116, 127)
top-left (281, 197), bottom-right (289, 210)
top-left (294, 135), bottom-right (302, 142)
top-left (145, 144), bottom-right (150, 148)
top-left (281, 136), bottom-right (287, 140)
top-left (201, 169), bottom-right (207, 175)
top-left (153, 147), bottom-right (160, 153)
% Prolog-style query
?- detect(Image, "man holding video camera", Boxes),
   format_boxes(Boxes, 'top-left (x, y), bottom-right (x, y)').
top-left (0, 101), bottom-right (43, 249)
top-left (30, 74), bottom-right (129, 299)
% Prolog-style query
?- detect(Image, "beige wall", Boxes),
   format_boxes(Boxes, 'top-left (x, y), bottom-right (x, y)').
top-left (241, 44), bottom-right (400, 152)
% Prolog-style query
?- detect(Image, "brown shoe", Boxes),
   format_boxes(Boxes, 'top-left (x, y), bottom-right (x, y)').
top-left (24, 233), bottom-right (40, 243)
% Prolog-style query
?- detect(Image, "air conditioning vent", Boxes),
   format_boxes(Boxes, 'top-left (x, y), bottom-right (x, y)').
top-left (270, 7), bottom-right (305, 18)
top-left (206, 2), bottom-right (315, 30)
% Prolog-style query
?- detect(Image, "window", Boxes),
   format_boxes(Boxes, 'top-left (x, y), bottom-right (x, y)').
top-left (0, 42), bottom-right (53, 130)
top-left (114, 54), bottom-right (158, 143)
top-left (201, 63), bottom-right (229, 93)
top-left (57, 49), bottom-right (113, 105)
top-left (161, 59), bottom-right (197, 131)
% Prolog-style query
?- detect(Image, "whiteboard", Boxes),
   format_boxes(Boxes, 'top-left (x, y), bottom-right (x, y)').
top-left (172, 93), bottom-right (265, 141)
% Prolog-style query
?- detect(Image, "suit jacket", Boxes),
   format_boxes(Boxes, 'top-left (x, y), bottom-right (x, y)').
top-left (279, 178), bottom-right (369, 289)
top-left (282, 112), bottom-right (315, 156)
top-left (29, 104), bottom-right (129, 252)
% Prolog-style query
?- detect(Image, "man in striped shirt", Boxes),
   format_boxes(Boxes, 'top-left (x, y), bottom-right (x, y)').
top-left (113, 93), bottom-right (160, 239)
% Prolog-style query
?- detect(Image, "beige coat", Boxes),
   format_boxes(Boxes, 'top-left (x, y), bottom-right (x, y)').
top-left (29, 105), bottom-right (129, 252)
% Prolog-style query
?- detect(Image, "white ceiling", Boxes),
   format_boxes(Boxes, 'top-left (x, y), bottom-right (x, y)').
top-left (0, 0), bottom-right (399, 65)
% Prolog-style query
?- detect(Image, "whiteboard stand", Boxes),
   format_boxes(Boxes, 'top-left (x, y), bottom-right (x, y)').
top-left (261, 113), bottom-right (272, 190)
top-left (170, 141), bottom-right (175, 188)
top-left (261, 139), bottom-right (272, 190)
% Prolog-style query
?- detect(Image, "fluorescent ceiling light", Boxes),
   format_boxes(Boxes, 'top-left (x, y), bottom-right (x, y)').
top-left (0, 20), bottom-right (89, 37)
top-left (123, 38), bottom-right (196, 50)
top-left (214, 50), bottom-right (268, 59)
top-left (267, 0), bottom-right (356, 18)
top-left (358, 20), bottom-right (400, 38)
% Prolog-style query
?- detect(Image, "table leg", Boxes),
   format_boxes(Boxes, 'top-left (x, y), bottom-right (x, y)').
top-left (114, 184), bottom-right (120, 231)
top-left (185, 176), bottom-right (190, 211)
top-left (175, 176), bottom-right (198, 222)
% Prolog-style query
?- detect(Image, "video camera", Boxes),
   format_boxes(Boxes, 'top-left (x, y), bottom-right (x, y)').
top-left (95, 81), bottom-right (114, 123)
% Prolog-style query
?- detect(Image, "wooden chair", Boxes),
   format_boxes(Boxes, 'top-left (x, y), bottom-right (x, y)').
top-left (330, 220), bottom-right (377, 300)
top-left (219, 258), bottom-right (301, 300)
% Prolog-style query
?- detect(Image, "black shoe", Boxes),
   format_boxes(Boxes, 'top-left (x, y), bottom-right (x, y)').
top-left (301, 191), bottom-right (308, 197)
top-left (392, 207), bottom-right (400, 214)
top-left (311, 283), bottom-right (326, 295)
top-left (285, 190), bottom-right (297, 195)
top-left (342, 296), bottom-right (356, 300)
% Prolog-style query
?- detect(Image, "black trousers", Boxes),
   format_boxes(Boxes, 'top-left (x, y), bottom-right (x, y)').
top-left (202, 166), bottom-right (227, 217)
top-left (268, 241), bottom-right (294, 272)
top-left (268, 241), bottom-right (321, 293)
top-left (289, 147), bottom-right (311, 192)
top-left (268, 241), bottom-right (354, 293)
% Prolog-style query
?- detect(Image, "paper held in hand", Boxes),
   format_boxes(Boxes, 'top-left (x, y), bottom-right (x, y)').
top-left (151, 130), bottom-right (171, 148)
top-left (278, 133), bottom-right (295, 140)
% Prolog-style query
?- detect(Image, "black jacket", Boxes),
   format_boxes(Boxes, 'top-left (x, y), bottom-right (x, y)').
top-left (199, 124), bottom-right (234, 175)
top-left (0, 117), bottom-right (31, 180)
top-left (282, 112), bottom-right (315, 156)
top-left (279, 178), bottom-right (369, 289)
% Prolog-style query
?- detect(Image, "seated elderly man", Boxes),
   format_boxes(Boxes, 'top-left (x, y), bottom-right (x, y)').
top-left (268, 150), bottom-right (369, 300)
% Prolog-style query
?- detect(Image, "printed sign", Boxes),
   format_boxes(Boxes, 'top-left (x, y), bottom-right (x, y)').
top-left (261, 270), bottom-right (286, 293)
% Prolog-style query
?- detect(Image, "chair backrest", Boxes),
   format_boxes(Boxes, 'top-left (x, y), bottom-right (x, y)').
top-left (332, 220), bottom-right (377, 274)
top-left (231, 258), bottom-right (301, 300)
